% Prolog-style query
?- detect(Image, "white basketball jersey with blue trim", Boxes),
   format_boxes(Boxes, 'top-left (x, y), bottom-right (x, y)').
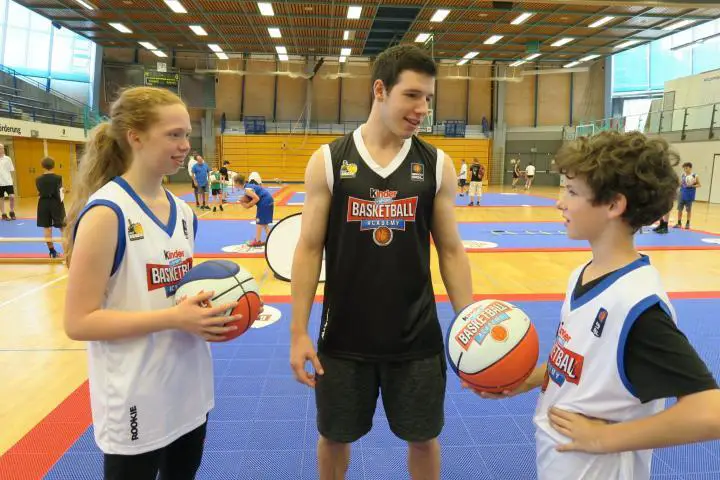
top-left (80, 177), bottom-right (213, 455)
top-left (534, 255), bottom-right (675, 480)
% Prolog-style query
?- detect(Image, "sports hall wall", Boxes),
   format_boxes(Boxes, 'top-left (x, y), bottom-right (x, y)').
top-left (101, 50), bottom-right (605, 127)
top-left (100, 49), bottom-right (606, 183)
top-left (0, 117), bottom-right (87, 198)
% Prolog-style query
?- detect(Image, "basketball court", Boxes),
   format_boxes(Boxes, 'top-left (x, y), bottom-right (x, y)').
top-left (2, 183), bottom-right (720, 479)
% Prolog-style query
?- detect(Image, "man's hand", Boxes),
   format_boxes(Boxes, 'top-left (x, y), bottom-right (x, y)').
top-left (290, 333), bottom-right (324, 388)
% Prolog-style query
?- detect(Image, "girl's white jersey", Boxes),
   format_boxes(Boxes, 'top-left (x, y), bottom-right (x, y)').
top-left (534, 255), bottom-right (675, 480)
top-left (77, 177), bottom-right (213, 455)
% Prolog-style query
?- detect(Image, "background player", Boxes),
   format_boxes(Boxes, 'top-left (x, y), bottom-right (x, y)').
top-left (191, 155), bottom-right (210, 210)
top-left (469, 131), bottom-right (720, 480)
top-left (675, 161), bottom-right (700, 229)
top-left (187, 152), bottom-right (199, 205)
top-left (289, 44), bottom-right (473, 480)
top-left (35, 156), bottom-right (65, 258)
top-left (511, 159), bottom-right (521, 190)
top-left (62, 86), bottom-right (241, 480)
top-left (468, 158), bottom-right (484, 206)
top-left (0, 143), bottom-right (15, 220)
top-left (457, 159), bottom-right (467, 196)
top-left (524, 162), bottom-right (536, 190)
top-left (234, 173), bottom-right (274, 247)
top-left (209, 164), bottom-right (224, 212)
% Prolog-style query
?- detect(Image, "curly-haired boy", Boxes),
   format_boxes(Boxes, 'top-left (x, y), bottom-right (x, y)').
top-left (470, 131), bottom-right (720, 480)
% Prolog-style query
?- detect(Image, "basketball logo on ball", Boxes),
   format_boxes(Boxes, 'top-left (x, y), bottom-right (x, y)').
top-left (446, 299), bottom-right (539, 393)
top-left (373, 226), bottom-right (393, 246)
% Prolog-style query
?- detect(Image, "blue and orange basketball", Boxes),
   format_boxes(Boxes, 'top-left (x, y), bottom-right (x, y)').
top-left (446, 299), bottom-right (539, 393)
top-left (175, 260), bottom-right (262, 341)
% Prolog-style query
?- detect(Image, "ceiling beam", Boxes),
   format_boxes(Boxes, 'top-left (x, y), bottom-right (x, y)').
top-left (81, 3), bottom-right (717, 21)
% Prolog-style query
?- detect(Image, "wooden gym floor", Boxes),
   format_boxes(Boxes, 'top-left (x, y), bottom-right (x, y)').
top-left (2, 182), bottom-right (720, 478)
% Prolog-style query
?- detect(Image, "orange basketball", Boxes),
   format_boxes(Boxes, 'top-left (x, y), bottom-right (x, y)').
top-left (373, 227), bottom-right (392, 246)
top-left (228, 290), bottom-right (262, 339)
top-left (446, 299), bottom-right (540, 393)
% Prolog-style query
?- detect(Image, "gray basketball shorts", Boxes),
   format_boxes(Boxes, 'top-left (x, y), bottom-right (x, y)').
top-left (315, 351), bottom-right (447, 443)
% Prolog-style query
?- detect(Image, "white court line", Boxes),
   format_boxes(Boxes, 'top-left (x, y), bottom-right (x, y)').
top-left (0, 274), bottom-right (68, 311)
top-left (287, 202), bottom-right (304, 206)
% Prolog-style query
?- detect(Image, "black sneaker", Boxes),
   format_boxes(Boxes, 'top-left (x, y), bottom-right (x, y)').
top-left (1, 213), bottom-right (7, 221)
top-left (9, 211), bottom-right (15, 220)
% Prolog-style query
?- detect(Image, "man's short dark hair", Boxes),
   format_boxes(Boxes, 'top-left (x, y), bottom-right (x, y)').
top-left (683, 162), bottom-right (693, 168)
top-left (371, 44), bottom-right (437, 93)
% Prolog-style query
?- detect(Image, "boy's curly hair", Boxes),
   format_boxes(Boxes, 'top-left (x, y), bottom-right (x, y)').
top-left (556, 131), bottom-right (680, 231)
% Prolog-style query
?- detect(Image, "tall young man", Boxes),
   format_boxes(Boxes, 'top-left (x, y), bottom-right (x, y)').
top-left (290, 45), bottom-right (473, 480)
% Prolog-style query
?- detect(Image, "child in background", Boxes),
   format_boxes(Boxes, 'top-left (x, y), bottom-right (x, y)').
top-left (209, 165), bottom-right (223, 212)
top-left (219, 160), bottom-right (230, 203)
top-left (35, 156), bottom-right (66, 258)
top-left (675, 161), bottom-right (700, 229)
top-left (234, 173), bottom-right (274, 247)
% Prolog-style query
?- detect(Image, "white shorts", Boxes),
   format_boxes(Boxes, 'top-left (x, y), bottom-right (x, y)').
top-left (469, 181), bottom-right (482, 196)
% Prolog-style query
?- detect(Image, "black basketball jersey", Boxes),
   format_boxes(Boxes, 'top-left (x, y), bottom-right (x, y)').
top-left (470, 164), bottom-right (483, 182)
top-left (318, 128), bottom-right (443, 361)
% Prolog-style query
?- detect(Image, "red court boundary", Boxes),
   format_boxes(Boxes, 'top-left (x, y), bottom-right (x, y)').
top-left (0, 382), bottom-right (91, 480)
top-left (2, 289), bottom-right (720, 478)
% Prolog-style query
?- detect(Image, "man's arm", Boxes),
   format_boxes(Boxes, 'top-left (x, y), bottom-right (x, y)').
top-left (291, 149), bottom-right (331, 335)
top-left (289, 148), bottom-right (331, 386)
top-left (431, 153), bottom-right (473, 314)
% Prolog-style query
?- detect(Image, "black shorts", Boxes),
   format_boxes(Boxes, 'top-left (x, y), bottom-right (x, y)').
top-left (103, 420), bottom-right (207, 480)
top-left (37, 199), bottom-right (65, 228)
top-left (315, 352), bottom-right (446, 443)
top-left (457, 179), bottom-right (467, 187)
top-left (0, 185), bottom-right (14, 196)
top-left (211, 188), bottom-right (221, 196)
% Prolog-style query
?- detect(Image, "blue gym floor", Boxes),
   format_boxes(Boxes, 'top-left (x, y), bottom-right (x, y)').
top-left (3, 218), bottom-right (720, 257)
top-left (281, 192), bottom-right (558, 207)
top-left (42, 296), bottom-right (720, 479)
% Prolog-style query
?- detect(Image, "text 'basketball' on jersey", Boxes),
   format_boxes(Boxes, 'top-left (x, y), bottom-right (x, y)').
top-left (146, 249), bottom-right (193, 297)
top-left (346, 188), bottom-right (418, 247)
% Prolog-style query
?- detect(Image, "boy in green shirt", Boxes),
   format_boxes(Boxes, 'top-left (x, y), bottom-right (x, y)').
top-left (210, 165), bottom-right (224, 212)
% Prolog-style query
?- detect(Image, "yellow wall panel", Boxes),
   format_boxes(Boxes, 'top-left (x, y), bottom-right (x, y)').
top-left (219, 133), bottom-right (491, 183)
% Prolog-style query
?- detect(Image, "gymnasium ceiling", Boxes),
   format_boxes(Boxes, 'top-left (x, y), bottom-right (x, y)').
top-left (13, 0), bottom-right (720, 67)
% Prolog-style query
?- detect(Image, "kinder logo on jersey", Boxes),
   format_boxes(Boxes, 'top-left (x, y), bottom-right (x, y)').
top-left (547, 342), bottom-right (584, 387)
top-left (454, 301), bottom-right (512, 351)
top-left (346, 189), bottom-right (418, 246)
top-left (146, 252), bottom-right (193, 297)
